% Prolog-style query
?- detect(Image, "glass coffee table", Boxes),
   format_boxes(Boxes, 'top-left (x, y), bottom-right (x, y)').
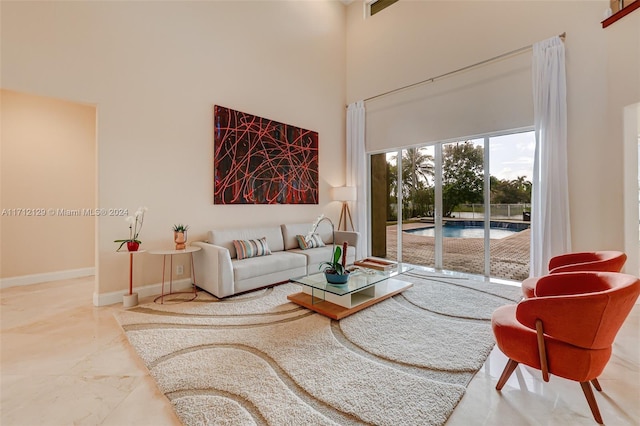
top-left (288, 263), bottom-right (413, 320)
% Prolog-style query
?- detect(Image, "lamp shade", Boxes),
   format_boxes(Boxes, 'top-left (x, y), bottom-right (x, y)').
top-left (332, 186), bottom-right (357, 201)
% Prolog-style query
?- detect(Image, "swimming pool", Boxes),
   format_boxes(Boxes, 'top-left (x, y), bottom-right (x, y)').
top-left (405, 222), bottom-right (527, 239)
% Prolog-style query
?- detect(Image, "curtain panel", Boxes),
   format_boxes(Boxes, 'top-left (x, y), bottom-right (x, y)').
top-left (347, 101), bottom-right (367, 259)
top-left (530, 36), bottom-right (571, 276)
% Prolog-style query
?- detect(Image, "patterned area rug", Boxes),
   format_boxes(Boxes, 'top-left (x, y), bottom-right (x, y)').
top-left (114, 270), bottom-right (522, 425)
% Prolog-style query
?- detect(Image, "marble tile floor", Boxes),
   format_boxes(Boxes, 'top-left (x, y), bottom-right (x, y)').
top-left (1, 276), bottom-right (638, 425)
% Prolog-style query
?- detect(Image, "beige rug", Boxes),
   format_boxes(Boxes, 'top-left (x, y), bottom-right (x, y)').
top-left (115, 270), bottom-right (522, 425)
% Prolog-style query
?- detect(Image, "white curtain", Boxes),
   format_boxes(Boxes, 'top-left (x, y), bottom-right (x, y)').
top-left (530, 36), bottom-right (571, 277)
top-left (346, 101), bottom-right (367, 259)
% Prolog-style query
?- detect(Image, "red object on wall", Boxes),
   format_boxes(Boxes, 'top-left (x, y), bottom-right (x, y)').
top-left (213, 105), bottom-right (319, 205)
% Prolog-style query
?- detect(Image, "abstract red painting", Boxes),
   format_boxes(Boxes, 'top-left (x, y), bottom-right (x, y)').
top-left (213, 105), bottom-right (319, 204)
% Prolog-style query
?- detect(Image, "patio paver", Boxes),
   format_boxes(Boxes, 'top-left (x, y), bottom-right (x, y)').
top-left (384, 224), bottom-right (530, 281)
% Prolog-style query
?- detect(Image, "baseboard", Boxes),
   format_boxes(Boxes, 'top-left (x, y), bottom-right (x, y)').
top-left (0, 267), bottom-right (95, 289)
top-left (92, 278), bottom-right (193, 306)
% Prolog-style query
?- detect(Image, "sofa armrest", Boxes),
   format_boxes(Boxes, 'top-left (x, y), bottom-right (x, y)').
top-left (192, 241), bottom-right (235, 298)
top-left (334, 230), bottom-right (360, 251)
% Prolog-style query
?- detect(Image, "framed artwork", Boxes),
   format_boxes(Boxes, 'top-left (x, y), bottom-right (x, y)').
top-left (213, 105), bottom-right (319, 204)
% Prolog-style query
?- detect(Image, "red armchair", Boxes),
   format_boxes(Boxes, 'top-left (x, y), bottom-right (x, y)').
top-left (522, 251), bottom-right (627, 298)
top-left (492, 271), bottom-right (640, 424)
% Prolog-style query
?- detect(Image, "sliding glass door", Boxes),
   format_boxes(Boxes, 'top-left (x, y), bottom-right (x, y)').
top-left (487, 132), bottom-right (533, 280)
top-left (368, 130), bottom-right (533, 281)
top-left (441, 139), bottom-right (486, 275)
top-left (369, 153), bottom-right (396, 261)
top-left (399, 146), bottom-right (436, 269)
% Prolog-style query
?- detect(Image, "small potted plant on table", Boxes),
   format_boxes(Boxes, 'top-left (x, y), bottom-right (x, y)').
top-left (320, 241), bottom-right (350, 284)
top-left (173, 224), bottom-right (190, 250)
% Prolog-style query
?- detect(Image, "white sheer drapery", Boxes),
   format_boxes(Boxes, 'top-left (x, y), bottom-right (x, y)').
top-left (346, 101), bottom-right (367, 259)
top-left (530, 36), bottom-right (571, 277)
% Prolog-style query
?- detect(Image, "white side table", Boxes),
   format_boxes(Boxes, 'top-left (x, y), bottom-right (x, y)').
top-left (118, 249), bottom-right (146, 308)
top-left (148, 246), bottom-right (201, 304)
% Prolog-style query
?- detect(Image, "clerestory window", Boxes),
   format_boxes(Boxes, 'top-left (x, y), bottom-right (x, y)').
top-left (366, 0), bottom-right (399, 17)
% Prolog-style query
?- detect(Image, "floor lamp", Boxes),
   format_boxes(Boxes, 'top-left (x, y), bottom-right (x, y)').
top-left (332, 186), bottom-right (356, 231)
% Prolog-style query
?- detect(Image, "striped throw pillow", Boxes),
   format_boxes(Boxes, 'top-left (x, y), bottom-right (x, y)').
top-left (296, 233), bottom-right (326, 250)
top-left (233, 237), bottom-right (271, 260)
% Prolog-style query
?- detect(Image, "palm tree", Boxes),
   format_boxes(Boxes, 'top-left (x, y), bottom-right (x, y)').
top-left (402, 148), bottom-right (434, 218)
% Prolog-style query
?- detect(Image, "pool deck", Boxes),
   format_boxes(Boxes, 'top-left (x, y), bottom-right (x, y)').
top-left (384, 222), bottom-right (531, 281)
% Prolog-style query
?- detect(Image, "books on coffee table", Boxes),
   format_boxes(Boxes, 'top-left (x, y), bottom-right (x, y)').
top-left (353, 258), bottom-right (397, 271)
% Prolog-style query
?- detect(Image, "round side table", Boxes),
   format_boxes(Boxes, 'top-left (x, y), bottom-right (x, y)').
top-left (148, 246), bottom-right (201, 304)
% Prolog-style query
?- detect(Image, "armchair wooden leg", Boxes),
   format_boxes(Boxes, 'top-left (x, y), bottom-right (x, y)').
top-left (591, 378), bottom-right (602, 392)
top-left (496, 359), bottom-right (519, 390)
top-left (580, 381), bottom-right (604, 424)
top-left (535, 319), bottom-right (550, 382)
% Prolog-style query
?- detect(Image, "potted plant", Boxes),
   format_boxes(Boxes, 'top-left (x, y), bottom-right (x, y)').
top-left (173, 224), bottom-right (190, 250)
top-left (320, 241), bottom-right (350, 284)
top-left (114, 207), bottom-right (147, 251)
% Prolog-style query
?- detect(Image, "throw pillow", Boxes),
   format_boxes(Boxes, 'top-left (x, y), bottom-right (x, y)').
top-left (296, 233), bottom-right (326, 250)
top-left (233, 237), bottom-right (272, 260)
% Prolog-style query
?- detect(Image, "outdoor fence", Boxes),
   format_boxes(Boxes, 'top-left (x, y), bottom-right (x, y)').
top-left (453, 203), bottom-right (531, 221)
top-left (389, 203), bottom-right (531, 222)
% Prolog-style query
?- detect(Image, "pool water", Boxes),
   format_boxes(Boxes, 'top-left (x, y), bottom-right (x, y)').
top-left (406, 226), bottom-right (521, 239)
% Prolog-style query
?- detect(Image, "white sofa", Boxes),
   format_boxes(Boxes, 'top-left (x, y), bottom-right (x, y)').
top-left (192, 222), bottom-right (359, 298)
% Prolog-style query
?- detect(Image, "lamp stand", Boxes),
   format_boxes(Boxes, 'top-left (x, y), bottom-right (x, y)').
top-left (338, 202), bottom-right (355, 231)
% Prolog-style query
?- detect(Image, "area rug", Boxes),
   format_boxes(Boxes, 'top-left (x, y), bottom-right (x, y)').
top-left (114, 270), bottom-right (522, 425)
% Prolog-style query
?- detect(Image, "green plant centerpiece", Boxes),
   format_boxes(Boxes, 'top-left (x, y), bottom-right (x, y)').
top-left (173, 224), bottom-right (190, 250)
top-left (320, 241), bottom-right (350, 285)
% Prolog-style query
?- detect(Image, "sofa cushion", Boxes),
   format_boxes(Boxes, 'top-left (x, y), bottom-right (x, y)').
top-left (233, 251), bottom-right (306, 281)
top-left (292, 245), bottom-right (335, 271)
top-left (281, 222), bottom-right (333, 250)
top-left (290, 245), bottom-right (357, 274)
top-left (233, 237), bottom-right (271, 260)
top-left (209, 226), bottom-right (284, 258)
top-left (296, 234), bottom-right (325, 250)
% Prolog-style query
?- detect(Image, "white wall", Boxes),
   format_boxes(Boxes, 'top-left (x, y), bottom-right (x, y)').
top-left (346, 0), bottom-right (639, 256)
top-left (607, 10), bottom-right (640, 275)
top-left (1, 1), bottom-right (347, 299)
top-left (622, 103), bottom-right (640, 277)
top-left (0, 90), bottom-right (96, 280)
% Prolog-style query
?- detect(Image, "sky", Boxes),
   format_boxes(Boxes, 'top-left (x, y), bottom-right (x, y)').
top-left (385, 130), bottom-right (536, 182)
top-left (487, 131), bottom-right (535, 181)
